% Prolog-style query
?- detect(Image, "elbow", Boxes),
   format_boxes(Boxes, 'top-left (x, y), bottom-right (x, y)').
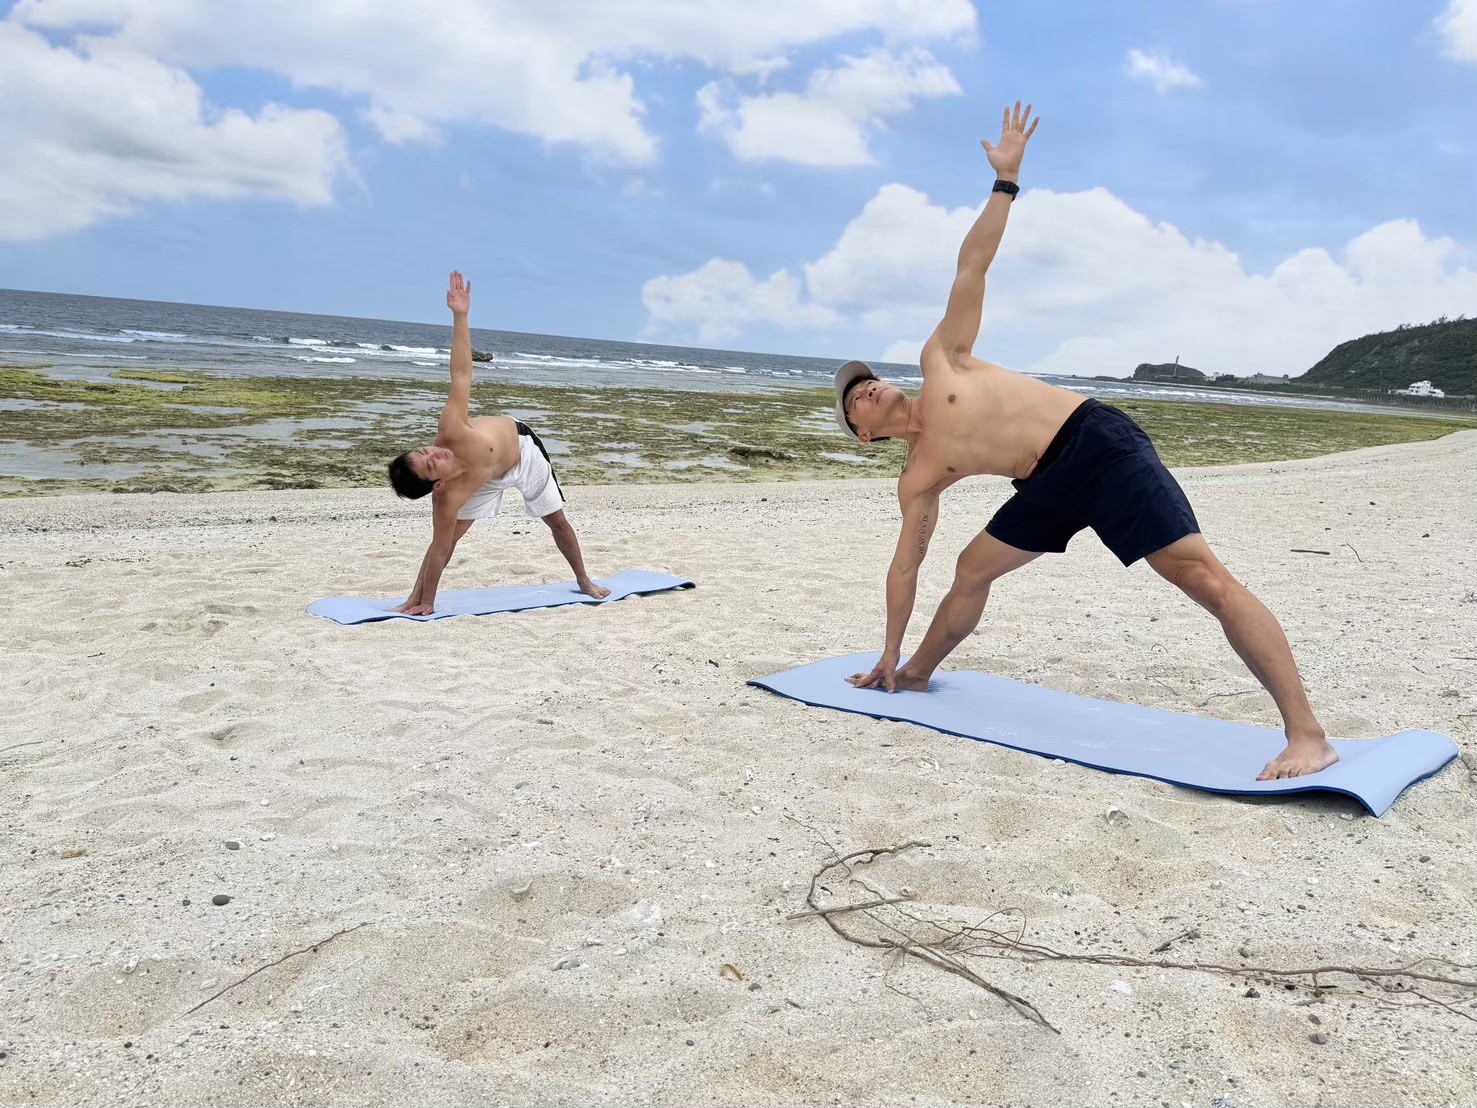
top-left (957, 249), bottom-right (994, 275)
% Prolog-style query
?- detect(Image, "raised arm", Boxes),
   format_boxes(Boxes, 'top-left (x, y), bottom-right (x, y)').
top-left (440, 270), bottom-right (473, 431)
top-left (848, 481), bottom-right (940, 692)
top-left (928, 102), bottom-right (1039, 362)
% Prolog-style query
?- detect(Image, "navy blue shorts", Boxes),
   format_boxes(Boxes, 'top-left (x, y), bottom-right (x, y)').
top-left (984, 399), bottom-right (1200, 566)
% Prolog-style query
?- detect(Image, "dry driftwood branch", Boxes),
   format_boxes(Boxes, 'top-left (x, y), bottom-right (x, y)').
top-left (993, 939), bottom-right (1477, 989)
top-left (788, 840), bottom-right (1477, 1032)
top-left (0, 740), bottom-right (45, 755)
top-left (1408, 989), bottom-right (1477, 1024)
top-left (798, 842), bottom-right (1060, 1033)
top-left (786, 894), bottom-right (916, 920)
top-left (184, 922), bottom-right (370, 1016)
top-left (1151, 927), bottom-right (1201, 954)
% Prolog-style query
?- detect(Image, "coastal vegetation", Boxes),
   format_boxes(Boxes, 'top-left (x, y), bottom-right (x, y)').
top-left (1127, 317), bottom-right (1476, 399)
top-left (3, 366), bottom-right (1472, 497)
top-left (1300, 316), bottom-right (1475, 395)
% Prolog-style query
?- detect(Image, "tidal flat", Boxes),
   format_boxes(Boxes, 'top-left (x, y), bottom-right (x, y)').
top-left (2, 365), bottom-right (1472, 496)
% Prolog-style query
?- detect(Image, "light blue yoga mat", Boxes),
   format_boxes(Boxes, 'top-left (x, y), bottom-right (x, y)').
top-left (749, 653), bottom-right (1456, 816)
top-left (308, 569), bottom-right (694, 625)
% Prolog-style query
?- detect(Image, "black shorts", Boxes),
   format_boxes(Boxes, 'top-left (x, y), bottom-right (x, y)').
top-left (984, 399), bottom-right (1200, 566)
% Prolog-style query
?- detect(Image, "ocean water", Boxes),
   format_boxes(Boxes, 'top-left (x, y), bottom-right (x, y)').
top-left (0, 286), bottom-right (1407, 415)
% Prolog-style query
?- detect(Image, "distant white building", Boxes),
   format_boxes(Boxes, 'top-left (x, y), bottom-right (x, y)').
top-left (1394, 380), bottom-right (1446, 398)
top-left (1247, 373), bottom-right (1289, 385)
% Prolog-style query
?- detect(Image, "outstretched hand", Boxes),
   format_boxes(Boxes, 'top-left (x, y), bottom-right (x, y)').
top-left (981, 100), bottom-right (1039, 176)
top-left (848, 656), bottom-right (899, 692)
top-left (847, 658), bottom-right (932, 693)
top-left (447, 270), bottom-right (470, 316)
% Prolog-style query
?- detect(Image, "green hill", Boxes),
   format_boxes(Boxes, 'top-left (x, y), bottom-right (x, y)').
top-left (1299, 317), bottom-right (1476, 395)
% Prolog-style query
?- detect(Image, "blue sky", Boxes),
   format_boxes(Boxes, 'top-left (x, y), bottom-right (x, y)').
top-left (0, 0), bottom-right (1473, 376)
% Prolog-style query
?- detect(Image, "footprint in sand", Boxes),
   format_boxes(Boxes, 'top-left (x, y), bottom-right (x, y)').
top-left (203, 601), bottom-right (263, 617)
top-left (175, 688), bottom-right (231, 713)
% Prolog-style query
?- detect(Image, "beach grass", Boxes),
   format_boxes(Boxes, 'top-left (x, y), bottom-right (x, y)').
top-left (2, 365), bottom-right (1473, 496)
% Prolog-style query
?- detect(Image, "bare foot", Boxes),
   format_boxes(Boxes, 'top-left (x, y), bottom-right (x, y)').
top-left (579, 579), bottom-right (611, 600)
top-left (1257, 732), bottom-right (1339, 781)
top-left (891, 667), bottom-right (931, 692)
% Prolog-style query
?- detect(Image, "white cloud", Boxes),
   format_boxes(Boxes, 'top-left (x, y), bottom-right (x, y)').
top-left (880, 338), bottom-right (925, 364)
top-left (1434, 0), bottom-right (1477, 62)
top-left (362, 106), bottom-right (442, 146)
top-left (804, 184), bottom-right (976, 333)
top-left (1124, 48), bottom-right (1203, 94)
top-left (642, 184), bottom-right (1477, 377)
top-left (640, 258), bottom-right (841, 344)
top-left (0, 23), bottom-right (347, 241)
top-left (12, 0), bottom-right (975, 168)
top-left (621, 177), bottom-right (665, 200)
top-left (698, 48), bottom-right (961, 167)
top-left (991, 193), bottom-right (1477, 378)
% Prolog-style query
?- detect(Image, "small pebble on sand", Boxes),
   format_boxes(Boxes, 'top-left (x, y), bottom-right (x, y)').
top-left (225, 841), bottom-right (240, 850)
top-left (211, 894), bottom-right (231, 906)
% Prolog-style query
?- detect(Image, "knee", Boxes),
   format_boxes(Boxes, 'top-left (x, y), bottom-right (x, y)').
top-left (953, 554), bottom-right (998, 597)
top-left (1174, 560), bottom-right (1234, 616)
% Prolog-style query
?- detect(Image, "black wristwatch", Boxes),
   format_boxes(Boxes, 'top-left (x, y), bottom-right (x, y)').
top-left (992, 179), bottom-right (1020, 200)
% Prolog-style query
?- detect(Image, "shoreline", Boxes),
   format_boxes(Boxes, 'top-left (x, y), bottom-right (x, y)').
top-left (3, 365), bottom-right (1475, 498)
top-left (1089, 373), bottom-right (1476, 419)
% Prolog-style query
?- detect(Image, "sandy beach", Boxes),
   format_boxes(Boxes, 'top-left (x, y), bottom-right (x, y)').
top-left (2, 431), bottom-right (1474, 1107)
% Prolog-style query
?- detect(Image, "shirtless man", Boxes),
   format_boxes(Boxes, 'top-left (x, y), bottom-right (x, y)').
top-left (385, 271), bottom-right (610, 614)
top-left (839, 103), bottom-right (1336, 781)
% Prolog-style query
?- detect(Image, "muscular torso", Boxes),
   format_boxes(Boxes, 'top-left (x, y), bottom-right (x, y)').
top-left (434, 414), bottom-right (520, 506)
top-left (901, 350), bottom-right (1086, 497)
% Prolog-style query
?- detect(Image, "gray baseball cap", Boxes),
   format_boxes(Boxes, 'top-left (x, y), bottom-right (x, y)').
top-left (833, 360), bottom-right (877, 442)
